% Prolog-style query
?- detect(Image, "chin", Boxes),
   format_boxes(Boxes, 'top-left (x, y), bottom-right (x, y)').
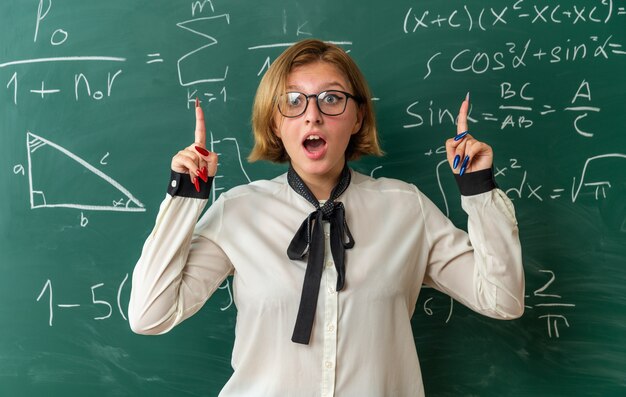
top-left (301, 159), bottom-right (343, 178)
top-left (300, 163), bottom-right (331, 176)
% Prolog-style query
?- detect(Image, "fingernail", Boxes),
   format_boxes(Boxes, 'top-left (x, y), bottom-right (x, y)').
top-left (465, 92), bottom-right (470, 102)
top-left (198, 167), bottom-right (208, 183)
top-left (195, 97), bottom-right (199, 108)
top-left (195, 146), bottom-right (209, 156)
top-left (454, 131), bottom-right (469, 141)
top-left (193, 177), bottom-right (200, 192)
top-left (459, 155), bottom-right (470, 176)
top-left (453, 155), bottom-right (460, 169)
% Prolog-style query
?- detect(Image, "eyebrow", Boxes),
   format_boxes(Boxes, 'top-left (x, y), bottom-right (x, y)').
top-left (286, 81), bottom-right (347, 91)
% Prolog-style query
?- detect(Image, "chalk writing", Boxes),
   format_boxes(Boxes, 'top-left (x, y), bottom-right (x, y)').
top-left (421, 286), bottom-right (455, 324)
top-left (405, 79), bottom-right (604, 137)
top-left (74, 70), bottom-right (123, 101)
top-left (192, 0), bottom-right (215, 16)
top-left (248, 41), bottom-right (353, 76)
top-left (495, 79), bottom-right (600, 137)
top-left (176, 14), bottom-right (230, 86)
top-left (0, 2), bottom-right (622, 382)
top-left (0, 56), bottom-right (126, 69)
top-left (526, 269), bottom-right (576, 338)
top-left (497, 154), bottom-right (626, 203)
top-left (404, 1), bottom-right (623, 33)
top-left (35, 0), bottom-right (69, 44)
top-left (428, 149), bottom-right (625, 223)
top-left (23, 132), bottom-right (146, 214)
top-left (207, 131), bottom-right (252, 203)
top-left (419, 268), bottom-right (576, 338)
top-left (421, 36), bottom-right (624, 79)
top-left (36, 274), bottom-right (129, 326)
top-left (36, 274), bottom-right (234, 326)
top-left (1, 1), bottom-right (126, 104)
top-left (2, 64), bottom-right (125, 104)
top-left (217, 279), bottom-right (234, 311)
top-left (146, 53), bottom-right (163, 64)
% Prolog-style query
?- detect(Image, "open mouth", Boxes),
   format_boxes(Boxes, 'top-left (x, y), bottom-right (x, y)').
top-left (303, 134), bottom-right (327, 153)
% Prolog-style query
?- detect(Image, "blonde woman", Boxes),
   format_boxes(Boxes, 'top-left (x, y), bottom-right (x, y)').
top-left (129, 39), bottom-right (524, 396)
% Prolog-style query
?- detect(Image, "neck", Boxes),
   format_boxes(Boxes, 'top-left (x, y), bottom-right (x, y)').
top-left (292, 163), bottom-right (347, 201)
top-left (303, 177), bottom-right (335, 201)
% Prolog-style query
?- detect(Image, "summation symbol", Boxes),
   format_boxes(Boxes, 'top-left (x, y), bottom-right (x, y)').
top-left (176, 14), bottom-right (230, 86)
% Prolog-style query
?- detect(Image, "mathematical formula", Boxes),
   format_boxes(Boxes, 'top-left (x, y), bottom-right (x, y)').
top-left (38, 268), bottom-right (574, 339)
top-left (419, 268), bottom-right (576, 338)
top-left (2, 0), bottom-right (621, 354)
top-left (36, 275), bottom-right (234, 326)
top-left (405, 79), bottom-right (603, 138)
top-left (420, 35), bottom-right (625, 80)
top-left (404, 0), bottom-right (625, 32)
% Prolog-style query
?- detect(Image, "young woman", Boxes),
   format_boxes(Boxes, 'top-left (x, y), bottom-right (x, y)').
top-left (129, 39), bottom-right (524, 396)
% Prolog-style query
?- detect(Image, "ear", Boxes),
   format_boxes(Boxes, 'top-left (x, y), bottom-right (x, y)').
top-left (351, 105), bottom-right (364, 135)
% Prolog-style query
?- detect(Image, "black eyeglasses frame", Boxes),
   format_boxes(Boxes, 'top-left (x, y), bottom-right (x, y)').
top-left (277, 90), bottom-right (360, 118)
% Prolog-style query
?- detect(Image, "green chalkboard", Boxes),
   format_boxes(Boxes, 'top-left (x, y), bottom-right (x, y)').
top-left (2, 1), bottom-right (625, 396)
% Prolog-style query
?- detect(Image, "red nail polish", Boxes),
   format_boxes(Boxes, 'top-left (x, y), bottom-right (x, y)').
top-left (195, 97), bottom-right (199, 108)
top-left (195, 146), bottom-right (209, 156)
top-left (198, 167), bottom-right (208, 183)
top-left (193, 177), bottom-right (200, 192)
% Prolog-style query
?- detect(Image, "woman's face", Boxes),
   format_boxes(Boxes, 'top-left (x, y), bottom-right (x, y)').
top-left (273, 61), bottom-right (362, 184)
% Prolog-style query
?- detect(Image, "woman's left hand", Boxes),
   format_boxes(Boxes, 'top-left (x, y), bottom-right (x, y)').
top-left (445, 94), bottom-right (493, 175)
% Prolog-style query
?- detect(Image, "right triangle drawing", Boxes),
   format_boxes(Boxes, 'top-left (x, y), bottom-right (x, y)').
top-left (26, 131), bottom-right (145, 212)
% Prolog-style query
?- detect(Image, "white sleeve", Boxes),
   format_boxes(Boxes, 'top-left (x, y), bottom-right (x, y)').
top-left (421, 188), bottom-right (525, 319)
top-left (128, 194), bottom-right (234, 335)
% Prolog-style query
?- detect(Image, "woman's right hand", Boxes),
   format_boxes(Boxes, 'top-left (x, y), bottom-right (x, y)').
top-left (171, 99), bottom-right (219, 191)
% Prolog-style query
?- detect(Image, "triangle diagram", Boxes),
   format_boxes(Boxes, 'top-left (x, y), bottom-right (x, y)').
top-left (26, 131), bottom-right (145, 212)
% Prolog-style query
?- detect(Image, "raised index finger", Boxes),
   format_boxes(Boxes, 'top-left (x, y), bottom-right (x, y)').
top-left (457, 92), bottom-right (470, 135)
top-left (195, 98), bottom-right (206, 146)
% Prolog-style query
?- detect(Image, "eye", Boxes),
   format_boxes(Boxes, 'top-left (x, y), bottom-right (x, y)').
top-left (320, 91), bottom-right (344, 105)
top-left (286, 92), bottom-right (303, 107)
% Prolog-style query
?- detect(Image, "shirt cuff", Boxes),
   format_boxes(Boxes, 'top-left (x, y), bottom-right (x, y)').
top-left (454, 168), bottom-right (498, 196)
top-left (167, 170), bottom-right (213, 199)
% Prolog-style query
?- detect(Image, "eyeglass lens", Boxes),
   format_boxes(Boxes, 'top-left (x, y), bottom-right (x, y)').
top-left (279, 90), bottom-right (348, 117)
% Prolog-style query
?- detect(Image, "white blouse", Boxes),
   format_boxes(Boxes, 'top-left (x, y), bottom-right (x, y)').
top-left (129, 169), bottom-right (525, 397)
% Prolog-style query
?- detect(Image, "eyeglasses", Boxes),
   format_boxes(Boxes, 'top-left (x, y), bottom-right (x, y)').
top-left (277, 90), bottom-right (359, 118)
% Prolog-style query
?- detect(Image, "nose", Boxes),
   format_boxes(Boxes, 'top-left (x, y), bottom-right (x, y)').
top-left (303, 95), bottom-right (322, 124)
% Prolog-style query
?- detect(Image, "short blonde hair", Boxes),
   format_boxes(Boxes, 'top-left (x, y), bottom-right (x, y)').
top-left (248, 39), bottom-right (383, 163)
